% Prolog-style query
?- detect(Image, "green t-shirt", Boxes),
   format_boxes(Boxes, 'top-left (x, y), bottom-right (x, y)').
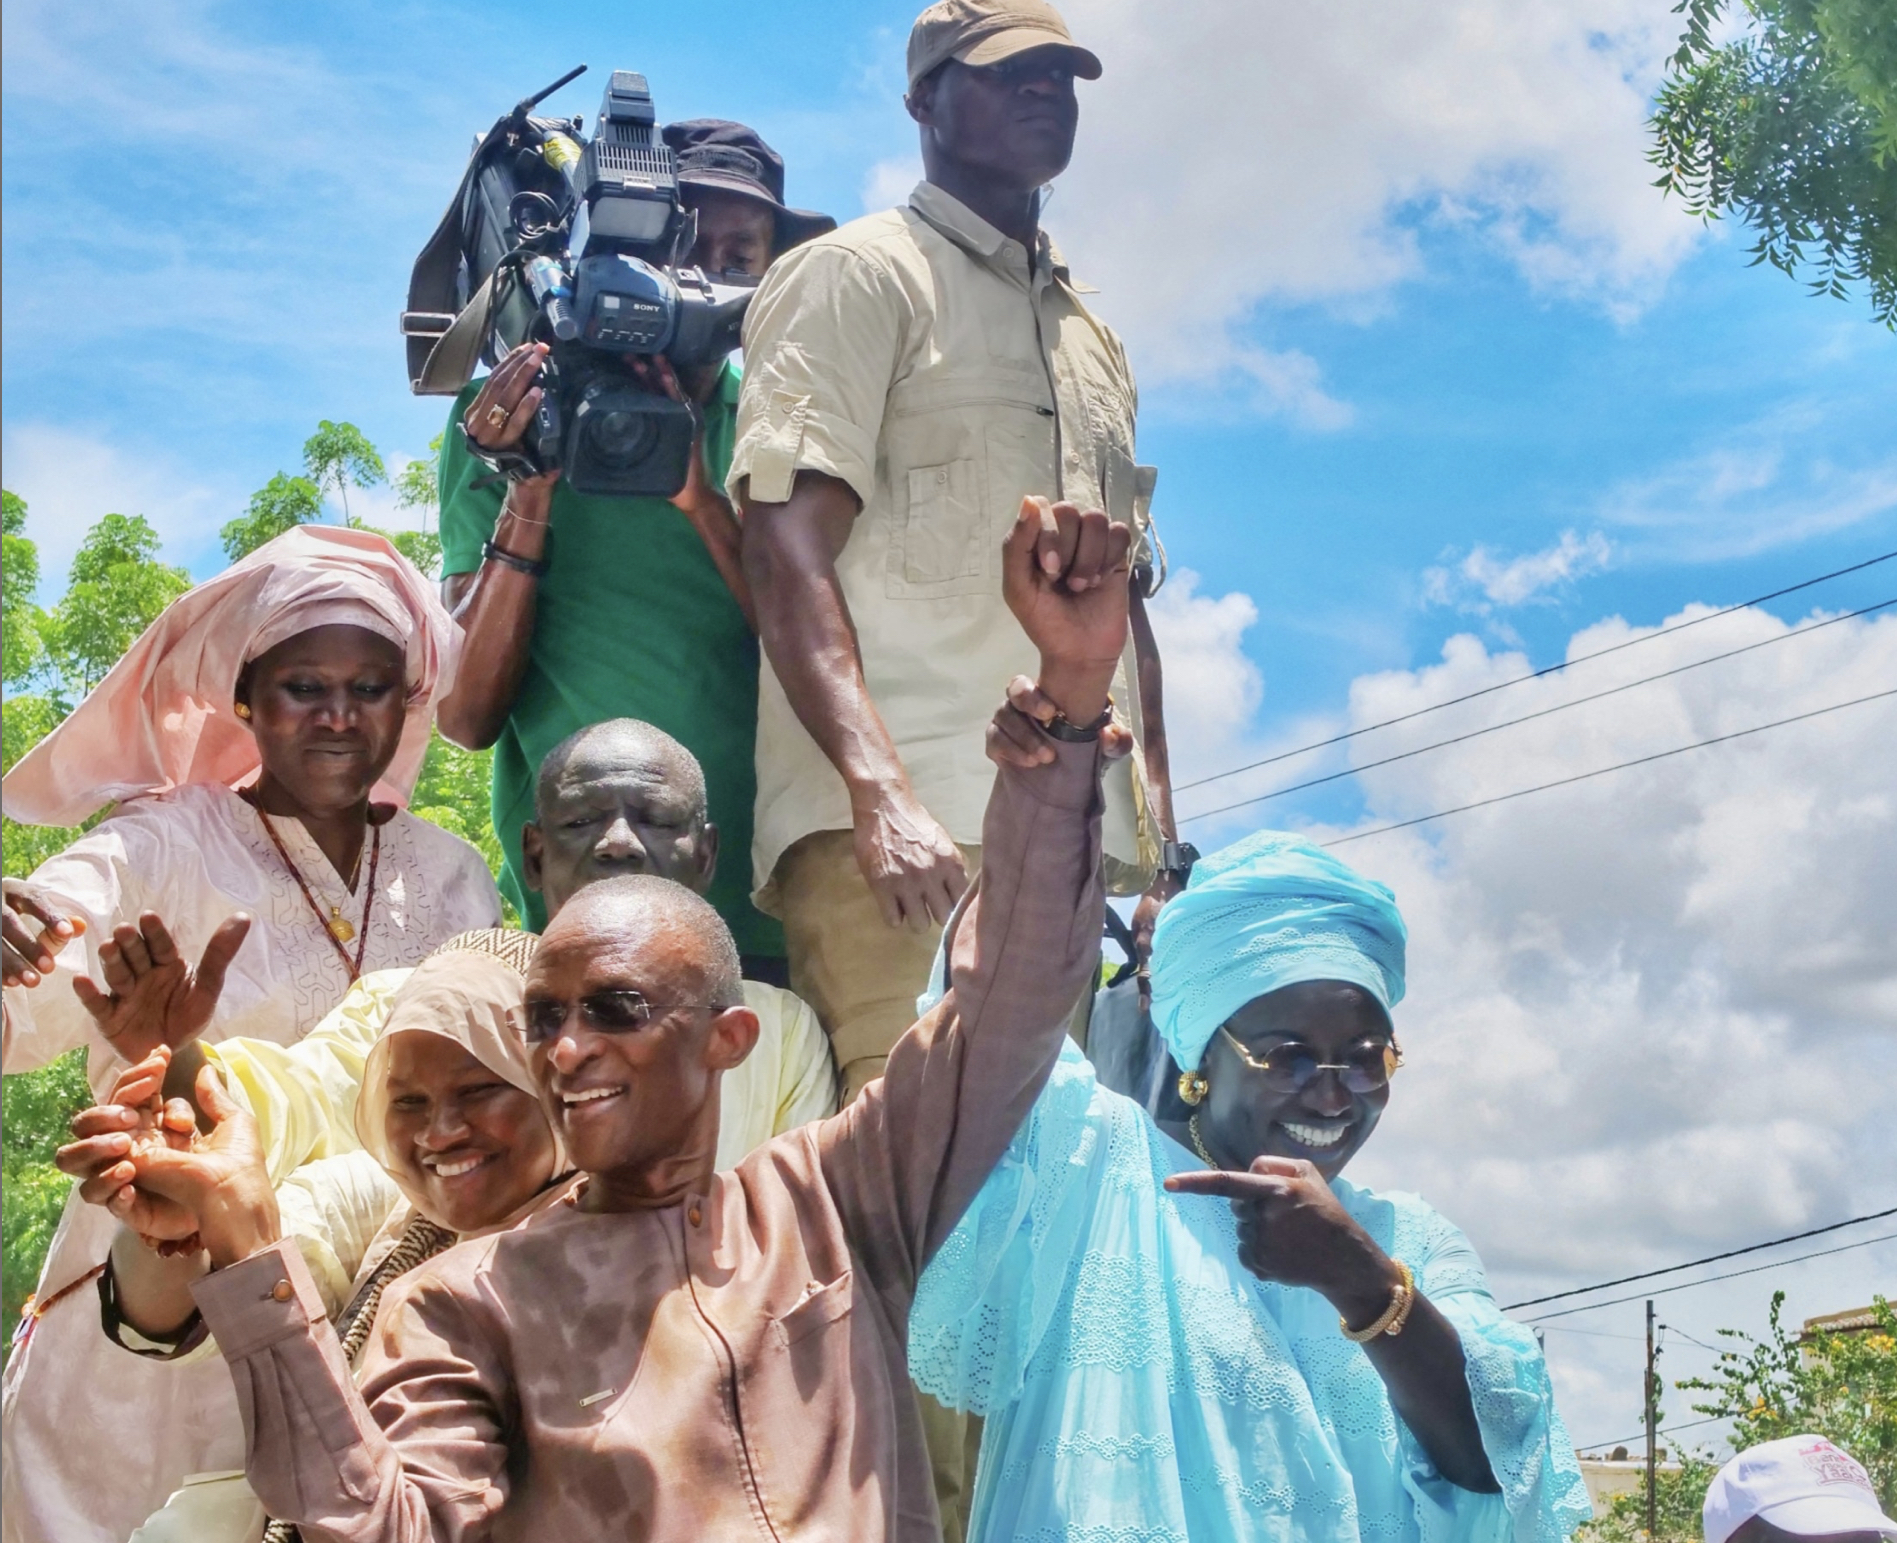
top-left (438, 362), bottom-right (783, 958)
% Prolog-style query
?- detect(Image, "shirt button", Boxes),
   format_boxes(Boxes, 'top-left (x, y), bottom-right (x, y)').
top-left (270, 1280), bottom-right (293, 1303)
top-left (688, 1205), bottom-right (703, 1228)
top-left (935, 470), bottom-right (948, 484)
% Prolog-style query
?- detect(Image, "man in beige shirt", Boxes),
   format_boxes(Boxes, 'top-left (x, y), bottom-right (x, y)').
top-left (732, 0), bottom-right (1188, 1102)
top-left (126, 502), bottom-right (1130, 1543)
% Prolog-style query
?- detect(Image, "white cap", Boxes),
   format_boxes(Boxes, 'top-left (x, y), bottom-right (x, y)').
top-left (1704, 1436), bottom-right (1897, 1543)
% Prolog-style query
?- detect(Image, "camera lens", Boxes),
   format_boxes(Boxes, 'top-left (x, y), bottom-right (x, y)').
top-left (584, 404), bottom-right (659, 466)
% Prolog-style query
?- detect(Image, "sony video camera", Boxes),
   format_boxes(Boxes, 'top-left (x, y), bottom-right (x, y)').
top-left (401, 66), bottom-right (753, 498)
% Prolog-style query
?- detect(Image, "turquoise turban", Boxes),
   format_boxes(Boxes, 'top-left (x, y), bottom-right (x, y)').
top-left (1148, 830), bottom-right (1408, 1072)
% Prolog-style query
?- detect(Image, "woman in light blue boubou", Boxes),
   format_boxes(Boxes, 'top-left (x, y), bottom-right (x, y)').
top-left (910, 829), bottom-right (1591, 1543)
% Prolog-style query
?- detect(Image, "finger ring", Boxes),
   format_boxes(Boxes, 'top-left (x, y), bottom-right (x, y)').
top-left (483, 403), bottom-right (510, 431)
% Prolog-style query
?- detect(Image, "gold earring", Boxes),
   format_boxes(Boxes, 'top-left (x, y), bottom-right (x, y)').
top-left (233, 702), bottom-right (252, 720)
top-left (1177, 1069), bottom-right (1208, 1106)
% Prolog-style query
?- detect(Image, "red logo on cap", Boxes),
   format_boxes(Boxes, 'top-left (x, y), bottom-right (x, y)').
top-left (1800, 1439), bottom-right (1871, 1490)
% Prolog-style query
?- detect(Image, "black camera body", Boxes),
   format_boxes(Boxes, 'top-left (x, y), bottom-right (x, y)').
top-left (403, 67), bottom-right (754, 498)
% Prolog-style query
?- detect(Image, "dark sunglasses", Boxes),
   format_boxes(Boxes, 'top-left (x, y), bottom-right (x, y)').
top-left (1216, 1024), bottom-right (1403, 1093)
top-left (522, 990), bottom-right (720, 1045)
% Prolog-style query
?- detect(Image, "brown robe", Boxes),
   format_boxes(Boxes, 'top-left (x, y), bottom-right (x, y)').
top-left (192, 737), bottom-right (1107, 1541)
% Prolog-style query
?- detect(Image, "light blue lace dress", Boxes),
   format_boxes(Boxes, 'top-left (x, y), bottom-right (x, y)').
top-left (909, 1041), bottom-right (1592, 1543)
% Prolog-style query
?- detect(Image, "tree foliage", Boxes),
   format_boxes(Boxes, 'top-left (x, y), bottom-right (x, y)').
top-left (1581, 1293), bottom-right (1897, 1543)
top-left (220, 471), bottom-right (324, 563)
top-left (410, 730), bottom-right (508, 911)
top-left (45, 514), bottom-right (190, 700)
top-left (1, 1052), bottom-right (93, 1351)
top-left (1682, 1293), bottom-right (1897, 1506)
top-left (1651, 0), bottom-right (1897, 326)
top-left (394, 433), bottom-right (443, 517)
top-left (303, 419), bottom-right (387, 523)
top-left (3, 491), bottom-right (48, 687)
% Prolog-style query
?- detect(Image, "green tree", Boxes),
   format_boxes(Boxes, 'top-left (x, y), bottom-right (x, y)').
top-left (394, 433), bottom-right (443, 521)
top-left (303, 419), bottom-right (387, 523)
top-left (1652, 0), bottom-right (1897, 326)
top-left (1, 503), bottom-right (191, 1354)
top-left (220, 471), bottom-right (323, 563)
top-left (410, 729), bottom-right (507, 898)
top-left (2, 1053), bottom-right (93, 1352)
top-left (3, 490), bottom-right (48, 687)
top-left (1683, 1293), bottom-right (1897, 1504)
top-left (1580, 1455), bottom-right (1722, 1543)
top-left (1582, 1294), bottom-right (1897, 1543)
top-left (1, 496), bottom-right (80, 875)
top-left (45, 514), bottom-right (190, 700)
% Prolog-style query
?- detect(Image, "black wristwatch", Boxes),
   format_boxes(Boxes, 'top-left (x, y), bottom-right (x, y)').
top-left (1042, 700), bottom-right (1115, 742)
top-left (1159, 840), bottom-right (1200, 881)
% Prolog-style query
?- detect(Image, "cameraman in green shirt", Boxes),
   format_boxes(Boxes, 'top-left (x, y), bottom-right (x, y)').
top-left (436, 121), bottom-right (833, 980)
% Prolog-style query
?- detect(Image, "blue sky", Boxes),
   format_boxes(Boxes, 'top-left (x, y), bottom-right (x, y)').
top-left (4, 0), bottom-right (1891, 807)
top-left (5, 0), bottom-right (1896, 1451)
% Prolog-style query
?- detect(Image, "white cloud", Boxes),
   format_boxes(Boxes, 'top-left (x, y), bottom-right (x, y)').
top-left (861, 154), bottom-right (923, 216)
top-left (1037, 0), bottom-right (1703, 411)
top-left (1601, 413), bottom-right (1897, 562)
top-left (1224, 602), bottom-right (1897, 1448)
top-left (0, 424), bottom-right (233, 590)
top-left (1425, 529), bottom-right (1615, 610)
top-left (1144, 568), bottom-right (1266, 774)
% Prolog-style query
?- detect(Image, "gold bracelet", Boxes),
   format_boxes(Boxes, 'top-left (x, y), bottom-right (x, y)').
top-left (1340, 1259), bottom-right (1415, 1342)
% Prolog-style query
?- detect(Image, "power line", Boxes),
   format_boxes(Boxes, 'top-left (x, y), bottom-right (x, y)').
top-left (1180, 599), bottom-right (1893, 825)
top-left (1174, 548), bottom-right (1897, 797)
top-left (1309, 687), bottom-right (1897, 847)
top-left (1522, 1230), bottom-right (1897, 1323)
top-left (1580, 1414), bottom-right (1727, 1455)
top-left (1539, 1325), bottom-right (1649, 1342)
top-left (1502, 1203), bottom-right (1897, 1309)
top-left (1662, 1325), bottom-right (1724, 1354)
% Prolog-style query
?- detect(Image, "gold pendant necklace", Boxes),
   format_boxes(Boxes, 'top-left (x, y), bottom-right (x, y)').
top-left (254, 807), bottom-right (381, 982)
top-left (1188, 1114), bottom-right (1220, 1169)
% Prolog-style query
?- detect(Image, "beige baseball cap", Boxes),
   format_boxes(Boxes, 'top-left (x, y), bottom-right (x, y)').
top-left (906, 0), bottom-right (1103, 91)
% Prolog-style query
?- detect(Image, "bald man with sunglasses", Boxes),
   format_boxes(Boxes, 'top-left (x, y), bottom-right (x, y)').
top-left (129, 500), bottom-right (1131, 1543)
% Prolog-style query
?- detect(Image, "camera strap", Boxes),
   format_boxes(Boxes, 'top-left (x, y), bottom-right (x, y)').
top-left (459, 419), bottom-right (554, 489)
top-left (416, 271), bottom-right (503, 396)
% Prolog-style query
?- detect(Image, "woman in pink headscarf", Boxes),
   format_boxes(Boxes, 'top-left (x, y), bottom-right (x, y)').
top-left (0, 525), bottom-right (500, 1543)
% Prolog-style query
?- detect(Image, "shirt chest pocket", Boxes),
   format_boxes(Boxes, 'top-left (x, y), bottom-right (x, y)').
top-left (889, 457), bottom-right (989, 598)
top-left (770, 1269), bottom-right (854, 1348)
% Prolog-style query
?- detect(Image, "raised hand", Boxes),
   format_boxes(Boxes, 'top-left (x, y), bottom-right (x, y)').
top-left (466, 341), bottom-right (551, 454)
top-left (57, 1048), bottom-right (202, 1242)
top-left (72, 911), bottom-right (252, 1065)
top-left (987, 674), bottom-right (1134, 770)
top-left (1165, 1155), bottom-right (1404, 1324)
top-left (1001, 498), bottom-right (1132, 728)
top-left (2, 878), bottom-right (86, 989)
top-left (130, 1064), bottom-right (281, 1269)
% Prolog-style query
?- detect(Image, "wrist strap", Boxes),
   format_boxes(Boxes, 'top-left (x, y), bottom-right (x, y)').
top-left (482, 539), bottom-right (550, 578)
top-left (1042, 697), bottom-right (1114, 743)
top-left (1340, 1259), bottom-right (1416, 1342)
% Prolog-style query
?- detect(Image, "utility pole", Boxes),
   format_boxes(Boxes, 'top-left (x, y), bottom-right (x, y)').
top-left (1645, 1298), bottom-right (1658, 1541)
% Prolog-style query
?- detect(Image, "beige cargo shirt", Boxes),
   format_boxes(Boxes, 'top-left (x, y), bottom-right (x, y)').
top-left (730, 181), bottom-right (1159, 901)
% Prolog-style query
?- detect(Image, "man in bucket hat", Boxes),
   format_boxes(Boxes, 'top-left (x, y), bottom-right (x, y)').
top-left (435, 123), bottom-right (834, 990)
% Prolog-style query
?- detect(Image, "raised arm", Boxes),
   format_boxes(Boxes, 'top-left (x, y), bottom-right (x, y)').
top-left (821, 498), bottom-right (1130, 1287)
